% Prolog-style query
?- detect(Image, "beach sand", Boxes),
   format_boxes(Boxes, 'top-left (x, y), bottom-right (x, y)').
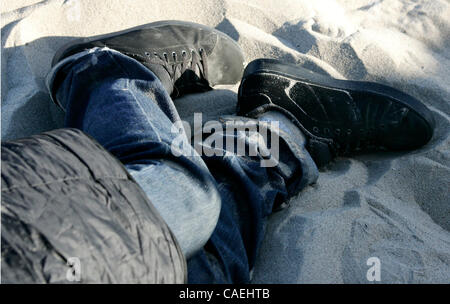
top-left (2, 0), bottom-right (449, 283)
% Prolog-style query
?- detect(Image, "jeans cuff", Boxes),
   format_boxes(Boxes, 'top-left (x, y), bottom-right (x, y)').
top-left (46, 47), bottom-right (122, 111)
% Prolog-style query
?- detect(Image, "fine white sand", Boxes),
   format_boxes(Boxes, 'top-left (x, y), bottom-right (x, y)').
top-left (2, 0), bottom-right (449, 283)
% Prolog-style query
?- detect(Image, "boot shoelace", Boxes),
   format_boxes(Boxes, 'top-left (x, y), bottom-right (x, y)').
top-left (146, 48), bottom-right (209, 87)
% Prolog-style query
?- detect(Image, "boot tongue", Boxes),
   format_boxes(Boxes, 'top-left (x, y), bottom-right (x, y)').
top-left (144, 62), bottom-right (174, 95)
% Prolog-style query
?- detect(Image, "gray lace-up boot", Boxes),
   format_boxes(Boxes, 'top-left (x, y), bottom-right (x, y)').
top-left (51, 20), bottom-right (245, 98)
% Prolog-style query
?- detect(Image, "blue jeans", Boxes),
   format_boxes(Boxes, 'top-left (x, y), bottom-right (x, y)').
top-left (48, 47), bottom-right (318, 283)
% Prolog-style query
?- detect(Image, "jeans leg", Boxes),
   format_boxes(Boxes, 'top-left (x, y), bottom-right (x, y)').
top-left (50, 48), bottom-right (221, 258)
top-left (188, 113), bottom-right (318, 283)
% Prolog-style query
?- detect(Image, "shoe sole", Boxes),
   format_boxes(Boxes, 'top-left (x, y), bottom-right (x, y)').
top-left (238, 58), bottom-right (435, 151)
top-left (52, 20), bottom-right (243, 68)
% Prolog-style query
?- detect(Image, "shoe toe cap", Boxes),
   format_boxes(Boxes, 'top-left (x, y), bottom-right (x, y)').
top-left (383, 109), bottom-right (434, 150)
top-left (207, 35), bottom-right (245, 86)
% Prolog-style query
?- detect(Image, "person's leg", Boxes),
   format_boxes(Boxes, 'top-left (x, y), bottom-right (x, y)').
top-left (49, 47), bottom-right (221, 258)
top-left (48, 46), bottom-right (319, 283)
top-left (48, 21), bottom-right (246, 259)
top-left (47, 21), bottom-right (324, 283)
top-left (187, 112), bottom-right (319, 283)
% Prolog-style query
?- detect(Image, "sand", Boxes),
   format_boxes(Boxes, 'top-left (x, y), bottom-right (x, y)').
top-left (2, 0), bottom-right (449, 283)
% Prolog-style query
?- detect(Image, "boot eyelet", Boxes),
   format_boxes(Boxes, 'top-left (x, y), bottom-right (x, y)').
top-left (313, 126), bottom-right (319, 133)
top-left (145, 51), bottom-right (150, 57)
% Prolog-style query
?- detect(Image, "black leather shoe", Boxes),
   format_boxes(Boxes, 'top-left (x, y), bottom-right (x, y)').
top-left (237, 59), bottom-right (435, 167)
top-left (51, 20), bottom-right (245, 98)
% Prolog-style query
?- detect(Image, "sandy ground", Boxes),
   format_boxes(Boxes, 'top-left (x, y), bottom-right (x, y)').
top-left (2, 0), bottom-right (449, 283)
